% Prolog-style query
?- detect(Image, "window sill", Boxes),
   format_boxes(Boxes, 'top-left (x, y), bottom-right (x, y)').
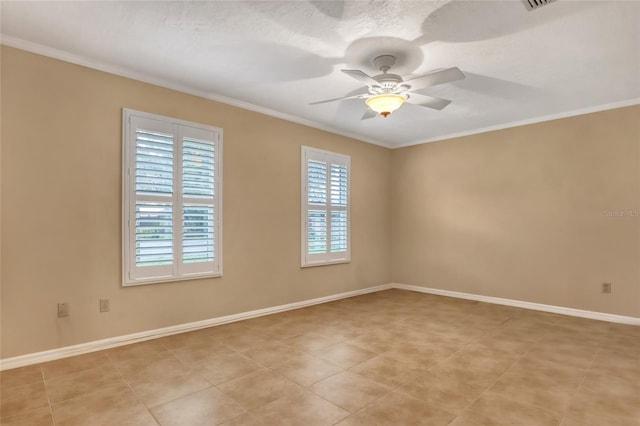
top-left (123, 272), bottom-right (222, 287)
top-left (301, 259), bottom-right (350, 268)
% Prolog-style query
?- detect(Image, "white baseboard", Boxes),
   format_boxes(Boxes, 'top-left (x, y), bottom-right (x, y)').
top-left (0, 284), bottom-right (392, 371)
top-left (3, 282), bottom-right (638, 370)
top-left (392, 283), bottom-right (640, 326)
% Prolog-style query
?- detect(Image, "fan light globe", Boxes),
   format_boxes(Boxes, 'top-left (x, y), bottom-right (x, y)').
top-left (365, 94), bottom-right (406, 117)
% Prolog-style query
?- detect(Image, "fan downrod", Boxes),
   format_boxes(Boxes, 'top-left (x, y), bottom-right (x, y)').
top-left (373, 55), bottom-right (396, 73)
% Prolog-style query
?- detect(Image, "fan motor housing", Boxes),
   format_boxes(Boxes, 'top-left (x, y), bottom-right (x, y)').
top-left (373, 73), bottom-right (402, 88)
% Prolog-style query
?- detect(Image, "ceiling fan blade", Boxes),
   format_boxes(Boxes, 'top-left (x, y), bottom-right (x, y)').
top-left (309, 91), bottom-right (368, 105)
top-left (406, 93), bottom-right (452, 110)
top-left (362, 108), bottom-right (377, 120)
top-left (342, 69), bottom-right (380, 87)
top-left (404, 67), bottom-right (465, 91)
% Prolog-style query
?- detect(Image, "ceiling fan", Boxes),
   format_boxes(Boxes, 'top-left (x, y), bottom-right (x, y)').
top-left (310, 55), bottom-right (465, 119)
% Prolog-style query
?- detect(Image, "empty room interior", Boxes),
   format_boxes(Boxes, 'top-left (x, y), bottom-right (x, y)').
top-left (1, 1), bottom-right (639, 425)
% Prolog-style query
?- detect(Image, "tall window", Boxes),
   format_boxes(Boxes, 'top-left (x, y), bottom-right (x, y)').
top-left (123, 109), bottom-right (222, 285)
top-left (301, 146), bottom-right (350, 267)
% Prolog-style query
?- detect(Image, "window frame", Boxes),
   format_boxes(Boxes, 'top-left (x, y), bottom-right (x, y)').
top-left (122, 108), bottom-right (223, 286)
top-left (301, 146), bottom-right (351, 268)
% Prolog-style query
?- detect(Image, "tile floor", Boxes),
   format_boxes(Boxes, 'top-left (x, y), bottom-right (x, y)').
top-left (1, 289), bottom-right (638, 425)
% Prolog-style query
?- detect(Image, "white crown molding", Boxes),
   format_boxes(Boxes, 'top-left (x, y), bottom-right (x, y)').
top-left (392, 283), bottom-right (640, 325)
top-left (0, 284), bottom-right (392, 371)
top-left (0, 35), bottom-right (391, 149)
top-left (397, 97), bottom-right (640, 148)
top-left (4, 35), bottom-right (639, 151)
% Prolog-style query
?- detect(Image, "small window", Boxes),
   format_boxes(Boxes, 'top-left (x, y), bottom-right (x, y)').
top-left (301, 146), bottom-right (350, 267)
top-left (122, 109), bottom-right (222, 285)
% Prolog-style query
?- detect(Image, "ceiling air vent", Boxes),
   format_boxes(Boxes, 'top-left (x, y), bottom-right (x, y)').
top-left (523, 0), bottom-right (557, 11)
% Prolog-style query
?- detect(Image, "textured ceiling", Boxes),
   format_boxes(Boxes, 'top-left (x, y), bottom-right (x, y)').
top-left (1, 1), bottom-right (639, 148)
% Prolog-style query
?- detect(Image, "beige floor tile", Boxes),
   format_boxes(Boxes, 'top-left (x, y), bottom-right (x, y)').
top-left (381, 341), bottom-right (459, 369)
top-left (216, 331), bottom-right (273, 352)
top-left (559, 411), bottom-right (640, 426)
top-left (507, 355), bottom-right (585, 381)
top-left (45, 365), bottom-right (125, 403)
top-left (150, 386), bottom-right (245, 426)
top-left (447, 416), bottom-right (485, 426)
top-left (461, 394), bottom-right (561, 426)
top-left (564, 389), bottom-right (640, 426)
top-left (396, 370), bottom-right (483, 415)
top-left (487, 370), bottom-right (580, 414)
top-left (525, 341), bottom-right (598, 369)
top-left (486, 356), bottom-right (585, 414)
top-left (113, 352), bottom-right (188, 382)
top-left (332, 414), bottom-right (370, 426)
top-left (565, 372), bottom-right (640, 423)
top-left (309, 371), bottom-right (391, 413)
top-left (40, 352), bottom-right (109, 380)
top-left (601, 333), bottom-right (640, 354)
top-left (589, 348), bottom-right (640, 379)
top-left (312, 342), bottom-right (376, 369)
top-left (270, 354), bottom-right (343, 387)
top-left (169, 338), bottom-right (232, 364)
top-left (473, 328), bottom-right (538, 354)
top-left (346, 333), bottom-right (402, 354)
top-left (455, 314), bottom-right (508, 332)
top-left (284, 332), bottom-right (343, 352)
top-left (105, 340), bottom-right (169, 363)
top-left (129, 370), bottom-right (211, 408)
top-left (217, 369), bottom-right (300, 410)
top-left (608, 323), bottom-right (640, 336)
top-left (499, 317), bottom-right (558, 334)
top-left (0, 406), bottom-right (53, 426)
top-left (377, 324), bottom-right (422, 341)
top-left (552, 317), bottom-right (612, 335)
top-left (261, 322), bottom-right (312, 340)
top-left (239, 341), bottom-right (306, 367)
top-left (581, 371), bottom-right (640, 396)
top-left (51, 384), bottom-right (157, 426)
top-left (536, 329), bottom-right (604, 349)
top-left (446, 343), bottom-right (519, 369)
top-left (427, 348), bottom-right (512, 392)
top-left (350, 355), bottom-right (424, 388)
top-left (195, 352), bottom-right (263, 385)
top-left (0, 381), bottom-right (49, 419)
top-left (312, 325), bottom-right (364, 342)
top-left (220, 389), bottom-right (348, 426)
top-left (420, 324), bottom-right (481, 346)
top-left (356, 390), bottom-right (456, 426)
top-left (0, 365), bottom-right (43, 389)
top-left (475, 336), bottom-right (534, 355)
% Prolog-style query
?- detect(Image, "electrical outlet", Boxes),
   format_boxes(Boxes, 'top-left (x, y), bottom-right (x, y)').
top-left (99, 299), bottom-right (110, 312)
top-left (602, 283), bottom-right (612, 294)
top-left (57, 302), bottom-right (69, 318)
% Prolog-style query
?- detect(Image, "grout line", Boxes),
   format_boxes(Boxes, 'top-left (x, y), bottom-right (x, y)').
top-left (39, 365), bottom-right (57, 426)
top-left (104, 350), bottom-right (162, 425)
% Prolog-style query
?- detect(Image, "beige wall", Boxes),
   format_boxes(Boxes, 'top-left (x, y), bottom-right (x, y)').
top-left (2, 46), bottom-right (639, 359)
top-left (391, 105), bottom-right (640, 317)
top-left (0, 47), bottom-right (392, 358)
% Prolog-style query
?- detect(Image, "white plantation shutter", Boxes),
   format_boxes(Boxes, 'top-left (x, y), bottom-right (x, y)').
top-left (123, 110), bottom-right (222, 285)
top-left (134, 128), bottom-right (174, 277)
top-left (180, 127), bottom-right (218, 276)
top-left (302, 146), bottom-right (350, 267)
top-left (330, 163), bottom-right (348, 253)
